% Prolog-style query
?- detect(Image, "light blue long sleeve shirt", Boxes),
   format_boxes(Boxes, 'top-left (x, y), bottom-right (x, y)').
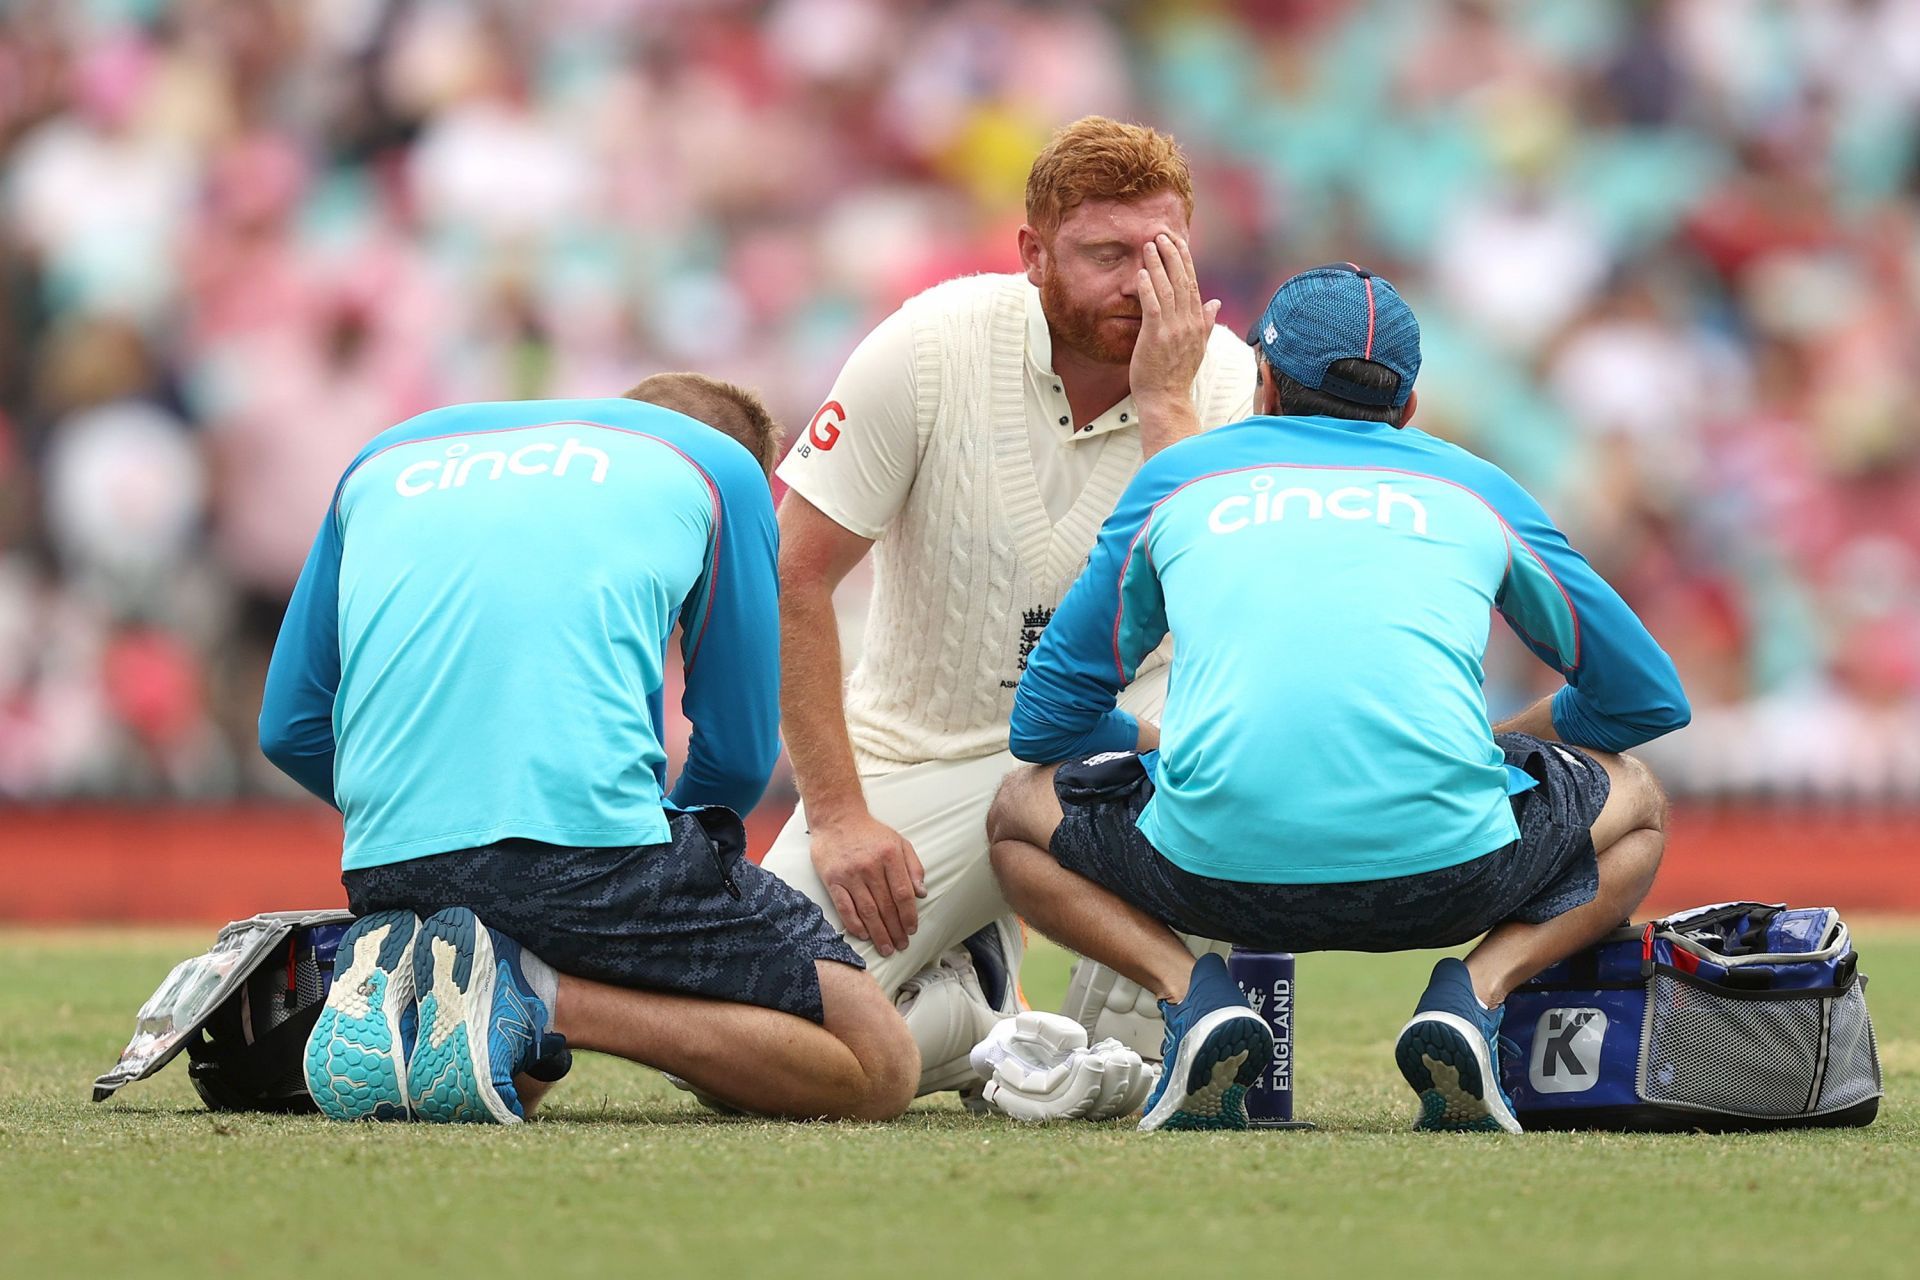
top-left (259, 398), bottom-right (780, 872)
top-left (1010, 414), bottom-right (1691, 885)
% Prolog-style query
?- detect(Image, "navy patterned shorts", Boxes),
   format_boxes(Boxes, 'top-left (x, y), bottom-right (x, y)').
top-left (342, 808), bottom-right (863, 1024)
top-left (1047, 733), bottom-right (1613, 953)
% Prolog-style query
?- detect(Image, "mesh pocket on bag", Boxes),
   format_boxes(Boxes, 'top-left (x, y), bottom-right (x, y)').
top-left (294, 946), bottom-right (325, 1008)
top-left (1639, 976), bottom-right (1826, 1117)
top-left (1817, 981), bottom-right (1882, 1112)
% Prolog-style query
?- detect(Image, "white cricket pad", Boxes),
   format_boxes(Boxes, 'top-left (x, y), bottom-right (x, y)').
top-left (1058, 937), bottom-right (1233, 1062)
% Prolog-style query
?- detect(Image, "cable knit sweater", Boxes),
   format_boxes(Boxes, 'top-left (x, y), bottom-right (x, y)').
top-left (838, 273), bottom-right (1255, 771)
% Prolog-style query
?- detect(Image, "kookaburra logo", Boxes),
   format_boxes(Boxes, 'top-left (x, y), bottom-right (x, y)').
top-left (1541, 1011), bottom-right (1598, 1076)
top-left (1528, 1007), bottom-right (1607, 1094)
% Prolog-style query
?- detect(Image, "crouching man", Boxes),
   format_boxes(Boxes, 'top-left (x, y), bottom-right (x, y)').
top-left (261, 376), bottom-right (917, 1124)
top-left (984, 261), bottom-right (1689, 1132)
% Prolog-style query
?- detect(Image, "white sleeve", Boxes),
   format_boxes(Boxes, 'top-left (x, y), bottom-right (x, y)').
top-left (1198, 325), bottom-right (1258, 428)
top-left (775, 305), bottom-right (924, 540)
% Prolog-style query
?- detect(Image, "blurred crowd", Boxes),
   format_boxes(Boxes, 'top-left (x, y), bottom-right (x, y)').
top-left (3, 0), bottom-right (1918, 805)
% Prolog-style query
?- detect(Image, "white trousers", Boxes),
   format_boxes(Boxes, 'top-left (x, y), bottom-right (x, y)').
top-left (760, 665), bottom-right (1171, 999)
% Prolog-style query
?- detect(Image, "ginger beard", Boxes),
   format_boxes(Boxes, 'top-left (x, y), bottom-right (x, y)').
top-left (1039, 256), bottom-right (1141, 366)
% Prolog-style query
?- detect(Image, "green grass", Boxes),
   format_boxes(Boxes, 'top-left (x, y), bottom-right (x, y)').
top-left (3, 928), bottom-right (1915, 1277)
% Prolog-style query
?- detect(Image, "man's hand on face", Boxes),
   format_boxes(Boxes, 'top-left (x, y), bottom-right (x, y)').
top-left (1128, 232), bottom-right (1220, 409)
top-left (810, 811), bottom-right (928, 957)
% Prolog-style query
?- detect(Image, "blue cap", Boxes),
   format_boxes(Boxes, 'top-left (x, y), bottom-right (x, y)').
top-left (1256, 264), bottom-right (1421, 410)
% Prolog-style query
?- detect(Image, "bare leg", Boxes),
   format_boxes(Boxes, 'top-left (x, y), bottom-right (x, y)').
top-left (986, 764), bottom-right (1197, 1003)
top-left (514, 1075), bottom-right (555, 1118)
top-left (1463, 750), bottom-right (1669, 1006)
top-left (550, 959), bottom-right (918, 1121)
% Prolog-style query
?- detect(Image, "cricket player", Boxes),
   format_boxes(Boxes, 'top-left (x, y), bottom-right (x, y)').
top-left (766, 117), bottom-right (1255, 1100)
top-left (261, 376), bottom-right (919, 1125)
top-left (986, 263), bottom-right (1690, 1131)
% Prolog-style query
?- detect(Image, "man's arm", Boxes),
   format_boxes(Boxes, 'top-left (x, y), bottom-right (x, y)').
top-left (258, 506), bottom-right (344, 807)
top-left (1481, 467), bottom-right (1692, 752)
top-left (776, 493), bottom-right (881, 826)
top-left (777, 493), bottom-right (927, 955)
top-left (1131, 233), bottom-right (1220, 458)
top-left (671, 444), bottom-right (781, 815)
top-left (1491, 695), bottom-right (1559, 741)
top-left (773, 307), bottom-right (929, 955)
top-left (1009, 462), bottom-right (1175, 763)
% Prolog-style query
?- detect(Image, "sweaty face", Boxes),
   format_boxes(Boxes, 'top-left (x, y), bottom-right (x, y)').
top-left (1034, 190), bottom-right (1191, 367)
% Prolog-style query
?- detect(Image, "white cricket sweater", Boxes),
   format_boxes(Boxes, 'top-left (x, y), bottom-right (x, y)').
top-left (817, 273), bottom-right (1254, 770)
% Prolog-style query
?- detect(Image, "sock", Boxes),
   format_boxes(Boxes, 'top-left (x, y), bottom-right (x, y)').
top-left (517, 947), bottom-right (560, 1032)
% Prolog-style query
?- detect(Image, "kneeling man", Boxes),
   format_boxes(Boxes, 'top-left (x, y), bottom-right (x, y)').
top-left (261, 377), bottom-right (918, 1124)
top-left (986, 263), bottom-right (1689, 1132)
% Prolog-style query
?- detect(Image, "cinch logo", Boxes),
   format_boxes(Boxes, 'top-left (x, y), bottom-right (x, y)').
top-left (394, 437), bottom-right (611, 497)
top-left (1206, 475), bottom-right (1429, 537)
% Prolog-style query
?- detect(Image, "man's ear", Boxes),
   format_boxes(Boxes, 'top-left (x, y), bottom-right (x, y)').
top-left (1255, 358), bottom-right (1282, 416)
top-left (1395, 389), bottom-right (1418, 428)
top-left (1017, 225), bottom-right (1047, 288)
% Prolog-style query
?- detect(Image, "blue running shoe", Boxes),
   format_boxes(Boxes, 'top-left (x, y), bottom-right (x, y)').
top-left (304, 910), bottom-right (420, 1121)
top-left (1395, 957), bottom-right (1521, 1133)
top-left (406, 909), bottom-right (563, 1125)
top-left (1138, 953), bottom-right (1274, 1132)
top-left (961, 915), bottom-right (1026, 1016)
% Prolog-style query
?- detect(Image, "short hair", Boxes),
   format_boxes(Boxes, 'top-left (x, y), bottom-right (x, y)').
top-left (624, 373), bottom-right (781, 474)
top-left (1025, 116), bottom-right (1195, 238)
top-left (1264, 355), bottom-right (1405, 426)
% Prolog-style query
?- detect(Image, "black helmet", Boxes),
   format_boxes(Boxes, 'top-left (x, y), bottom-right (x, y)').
top-left (186, 924), bottom-right (343, 1112)
top-left (96, 911), bottom-right (354, 1112)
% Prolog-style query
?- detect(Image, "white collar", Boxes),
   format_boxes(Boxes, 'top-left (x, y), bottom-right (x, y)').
top-left (1023, 282), bottom-right (1139, 440)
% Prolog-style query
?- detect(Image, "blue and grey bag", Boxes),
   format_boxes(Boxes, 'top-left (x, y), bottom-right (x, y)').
top-left (1501, 903), bottom-right (1881, 1131)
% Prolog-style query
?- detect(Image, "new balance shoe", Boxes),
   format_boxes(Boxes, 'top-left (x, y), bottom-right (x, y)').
top-left (407, 908), bottom-right (565, 1124)
top-left (1394, 957), bottom-right (1522, 1133)
top-left (961, 915), bottom-right (1028, 1016)
top-left (304, 910), bottom-right (420, 1122)
top-left (1137, 953), bottom-right (1273, 1132)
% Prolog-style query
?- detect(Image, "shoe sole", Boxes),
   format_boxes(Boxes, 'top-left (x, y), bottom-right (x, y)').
top-left (1394, 1011), bottom-right (1522, 1134)
top-left (407, 909), bottom-right (521, 1125)
top-left (304, 910), bottom-right (419, 1122)
top-left (1138, 1007), bottom-right (1273, 1133)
